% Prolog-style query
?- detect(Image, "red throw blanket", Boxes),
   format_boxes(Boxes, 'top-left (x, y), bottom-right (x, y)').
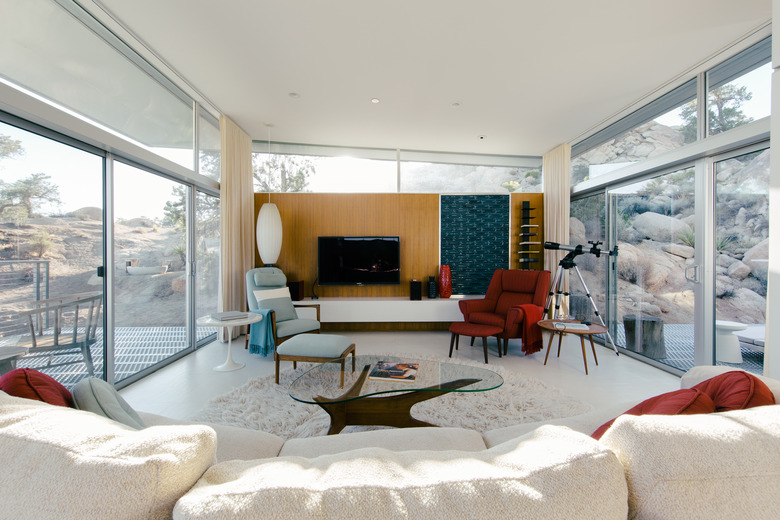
top-left (518, 304), bottom-right (544, 355)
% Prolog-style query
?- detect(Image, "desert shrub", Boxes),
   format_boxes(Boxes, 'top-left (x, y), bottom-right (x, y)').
top-left (677, 228), bottom-right (695, 247)
top-left (29, 229), bottom-right (53, 257)
top-left (617, 257), bottom-right (653, 285)
top-left (716, 234), bottom-right (735, 252)
top-left (617, 196), bottom-right (665, 217)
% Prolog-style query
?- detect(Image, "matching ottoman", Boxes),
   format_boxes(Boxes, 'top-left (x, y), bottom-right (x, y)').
top-left (275, 334), bottom-right (356, 385)
top-left (448, 322), bottom-right (504, 364)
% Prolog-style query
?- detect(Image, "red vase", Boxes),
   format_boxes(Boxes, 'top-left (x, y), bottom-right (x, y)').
top-left (438, 265), bottom-right (452, 298)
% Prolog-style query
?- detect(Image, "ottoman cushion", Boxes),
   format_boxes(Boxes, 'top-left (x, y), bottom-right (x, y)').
top-left (449, 322), bottom-right (503, 337)
top-left (277, 334), bottom-right (352, 358)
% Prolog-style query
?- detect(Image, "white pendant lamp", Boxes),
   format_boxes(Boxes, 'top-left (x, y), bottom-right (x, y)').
top-left (257, 123), bottom-right (282, 266)
top-left (256, 202), bottom-right (282, 265)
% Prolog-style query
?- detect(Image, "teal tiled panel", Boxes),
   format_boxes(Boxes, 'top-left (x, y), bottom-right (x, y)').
top-left (441, 195), bottom-right (509, 294)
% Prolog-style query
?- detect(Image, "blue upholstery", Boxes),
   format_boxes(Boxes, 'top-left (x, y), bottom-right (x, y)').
top-left (245, 267), bottom-right (321, 351)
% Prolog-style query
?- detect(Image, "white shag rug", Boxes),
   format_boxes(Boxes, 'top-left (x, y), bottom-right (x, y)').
top-left (193, 356), bottom-right (592, 439)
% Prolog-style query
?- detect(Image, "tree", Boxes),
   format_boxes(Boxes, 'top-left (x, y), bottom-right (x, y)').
top-left (679, 83), bottom-right (753, 141)
top-left (0, 134), bottom-right (23, 160)
top-left (253, 154), bottom-right (313, 192)
top-left (0, 173), bottom-right (61, 217)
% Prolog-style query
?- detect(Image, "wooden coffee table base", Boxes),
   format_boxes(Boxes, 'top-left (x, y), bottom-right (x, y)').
top-left (314, 364), bottom-right (481, 435)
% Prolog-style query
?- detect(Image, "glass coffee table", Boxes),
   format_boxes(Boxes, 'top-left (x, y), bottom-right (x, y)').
top-left (289, 355), bottom-right (503, 434)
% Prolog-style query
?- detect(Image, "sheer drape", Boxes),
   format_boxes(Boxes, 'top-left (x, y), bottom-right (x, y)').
top-left (543, 143), bottom-right (571, 315)
top-left (219, 115), bottom-right (254, 339)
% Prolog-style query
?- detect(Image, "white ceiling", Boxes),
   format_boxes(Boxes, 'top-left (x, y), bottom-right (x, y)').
top-left (91, 0), bottom-right (770, 157)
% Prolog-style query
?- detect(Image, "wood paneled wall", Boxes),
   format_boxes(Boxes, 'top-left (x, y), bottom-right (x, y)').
top-left (254, 193), bottom-right (440, 298)
top-left (510, 193), bottom-right (545, 270)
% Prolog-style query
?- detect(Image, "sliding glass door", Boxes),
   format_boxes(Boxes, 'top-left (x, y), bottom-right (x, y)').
top-left (112, 161), bottom-right (189, 383)
top-left (713, 147), bottom-right (768, 372)
top-left (607, 167), bottom-right (698, 372)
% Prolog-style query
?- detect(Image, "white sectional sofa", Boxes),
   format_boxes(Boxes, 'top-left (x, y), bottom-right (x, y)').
top-left (1, 365), bottom-right (778, 519)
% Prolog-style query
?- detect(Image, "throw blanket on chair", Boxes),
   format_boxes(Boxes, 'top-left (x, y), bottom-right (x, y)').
top-left (518, 304), bottom-right (544, 355)
top-left (248, 309), bottom-right (275, 357)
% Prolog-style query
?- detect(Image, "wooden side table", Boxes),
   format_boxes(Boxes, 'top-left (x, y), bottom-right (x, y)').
top-left (537, 319), bottom-right (608, 375)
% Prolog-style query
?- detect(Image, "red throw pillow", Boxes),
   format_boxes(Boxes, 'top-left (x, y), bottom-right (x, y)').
top-left (0, 368), bottom-right (75, 408)
top-left (592, 388), bottom-right (715, 440)
top-left (692, 370), bottom-right (776, 412)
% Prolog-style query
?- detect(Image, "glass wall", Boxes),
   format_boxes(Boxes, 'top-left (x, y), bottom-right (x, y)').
top-left (609, 167), bottom-right (697, 372)
top-left (569, 194), bottom-right (607, 324)
top-left (0, 120), bottom-right (104, 387)
top-left (112, 162), bottom-right (189, 383)
top-left (252, 152), bottom-right (398, 193)
top-left (571, 37), bottom-right (771, 376)
top-left (571, 79), bottom-right (697, 188)
top-left (199, 112), bottom-right (221, 181)
top-left (401, 162), bottom-right (541, 193)
top-left (251, 146), bottom-right (543, 194)
top-left (714, 148), bottom-right (768, 371)
top-left (195, 191), bottom-right (220, 341)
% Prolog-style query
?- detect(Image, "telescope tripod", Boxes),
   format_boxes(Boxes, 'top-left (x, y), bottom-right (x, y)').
top-left (544, 252), bottom-right (619, 355)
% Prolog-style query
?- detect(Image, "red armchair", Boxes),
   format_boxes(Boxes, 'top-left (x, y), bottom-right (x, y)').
top-left (458, 269), bottom-right (551, 356)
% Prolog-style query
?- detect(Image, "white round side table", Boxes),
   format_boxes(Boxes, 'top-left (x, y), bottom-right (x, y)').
top-left (197, 313), bottom-right (263, 371)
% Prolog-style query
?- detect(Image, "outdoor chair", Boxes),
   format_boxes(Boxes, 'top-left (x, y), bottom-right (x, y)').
top-left (15, 291), bottom-right (103, 376)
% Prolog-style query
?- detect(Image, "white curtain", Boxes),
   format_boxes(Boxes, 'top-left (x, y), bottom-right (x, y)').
top-left (543, 143), bottom-right (572, 315)
top-left (219, 115), bottom-right (254, 339)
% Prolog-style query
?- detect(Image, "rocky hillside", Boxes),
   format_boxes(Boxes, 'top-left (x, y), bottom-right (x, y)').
top-left (0, 210), bottom-right (189, 329)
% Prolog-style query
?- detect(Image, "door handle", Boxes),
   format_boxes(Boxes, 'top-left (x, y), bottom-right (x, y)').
top-left (685, 264), bottom-right (699, 283)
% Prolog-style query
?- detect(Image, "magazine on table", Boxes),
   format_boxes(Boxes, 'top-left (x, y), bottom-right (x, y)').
top-left (368, 361), bottom-right (419, 383)
top-left (210, 311), bottom-right (249, 321)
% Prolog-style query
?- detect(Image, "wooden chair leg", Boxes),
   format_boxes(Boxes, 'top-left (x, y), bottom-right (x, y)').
top-left (496, 335), bottom-right (503, 358)
top-left (481, 336), bottom-right (489, 363)
top-left (470, 337), bottom-right (475, 347)
top-left (448, 333), bottom-right (457, 357)
top-left (503, 338), bottom-right (508, 356)
top-left (275, 355), bottom-right (281, 384)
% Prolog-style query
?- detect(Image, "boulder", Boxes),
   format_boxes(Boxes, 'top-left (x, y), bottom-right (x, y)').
top-left (662, 244), bottom-right (694, 259)
top-left (569, 217), bottom-right (586, 246)
top-left (727, 261), bottom-right (751, 280)
top-left (716, 275), bottom-right (740, 298)
top-left (742, 239), bottom-right (769, 282)
top-left (639, 302), bottom-right (662, 316)
top-left (631, 212), bottom-right (691, 242)
top-left (716, 253), bottom-right (738, 267)
top-left (729, 288), bottom-right (766, 319)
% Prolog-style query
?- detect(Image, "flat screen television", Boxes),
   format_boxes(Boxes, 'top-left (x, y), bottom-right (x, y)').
top-left (318, 236), bottom-right (400, 285)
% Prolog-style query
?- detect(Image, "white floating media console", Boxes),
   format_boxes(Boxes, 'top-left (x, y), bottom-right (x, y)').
top-left (293, 296), bottom-right (481, 323)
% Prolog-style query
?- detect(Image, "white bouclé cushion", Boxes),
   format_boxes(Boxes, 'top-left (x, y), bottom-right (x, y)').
top-left (72, 376), bottom-right (145, 429)
top-left (174, 425), bottom-right (627, 520)
top-left (0, 391), bottom-right (216, 520)
top-left (600, 405), bottom-right (780, 520)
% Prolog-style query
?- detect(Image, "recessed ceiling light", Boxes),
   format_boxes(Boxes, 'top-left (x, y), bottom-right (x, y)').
top-left (451, 102), bottom-right (461, 108)
top-left (288, 92), bottom-right (300, 99)
top-left (478, 135), bottom-right (487, 140)
top-left (371, 98), bottom-right (380, 104)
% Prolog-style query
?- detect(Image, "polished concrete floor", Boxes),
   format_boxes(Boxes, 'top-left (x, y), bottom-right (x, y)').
top-left (120, 330), bottom-right (681, 421)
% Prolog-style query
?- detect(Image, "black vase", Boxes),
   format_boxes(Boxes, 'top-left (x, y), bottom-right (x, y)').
top-left (427, 276), bottom-right (437, 298)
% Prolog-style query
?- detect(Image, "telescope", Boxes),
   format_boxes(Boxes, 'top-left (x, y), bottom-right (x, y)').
top-left (543, 240), bottom-right (618, 258)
